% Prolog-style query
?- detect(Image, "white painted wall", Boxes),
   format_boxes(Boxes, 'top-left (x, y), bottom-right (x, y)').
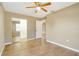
top-left (42, 20), bottom-right (46, 39)
top-left (46, 3), bottom-right (79, 51)
top-left (0, 4), bottom-right (5, 55)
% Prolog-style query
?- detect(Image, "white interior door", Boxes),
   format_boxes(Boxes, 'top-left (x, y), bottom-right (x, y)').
top-left (12, 18), bottom-right (27, 41)
top-left (36, 20), bottom-right (42, 39)
top-left (20, 19), bottom-right (27, 39)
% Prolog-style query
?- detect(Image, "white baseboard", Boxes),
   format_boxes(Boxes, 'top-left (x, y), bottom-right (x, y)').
top-left (0, 45), bottom-right (5, 56)
top-left (27, 38), bottom-right (36, 40)
top-left (47, 40), bottom-right (79, 53)
top-left (5, 42), bottom-right (12, 45)
top-left (5, 38), bottom-right (36, 45)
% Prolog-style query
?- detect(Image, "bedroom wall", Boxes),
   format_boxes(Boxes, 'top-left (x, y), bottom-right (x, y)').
top-left (0, 3), bottom-right (5, 55)
top-left (5, 12), bottom-right (37, 43)
top-left (46, 3), bottom-right (79, 50)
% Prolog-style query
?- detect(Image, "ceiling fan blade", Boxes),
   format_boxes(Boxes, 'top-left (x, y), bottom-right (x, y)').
top-left (41, 8), bottom-right (47, 12)
top-left (40, 2), bottom-right (51, 7)
top-left (26, 6), bottom-right (36, 8)
top-left (34, 2), bottom-right (41, 6)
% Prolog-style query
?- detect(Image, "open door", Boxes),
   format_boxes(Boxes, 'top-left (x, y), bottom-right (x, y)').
top-left (12, 18), bottom-right (27, 42)
top-left (36, 20), bottom-right (46, 39)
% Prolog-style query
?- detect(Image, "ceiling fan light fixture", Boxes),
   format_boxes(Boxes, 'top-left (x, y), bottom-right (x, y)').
top-left (36, 6), bottom-right (41, 10)
top-left (26, 2), bottom-right (51, 13)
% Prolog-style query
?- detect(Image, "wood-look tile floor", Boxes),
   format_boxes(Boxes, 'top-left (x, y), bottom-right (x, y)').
top-left (2, 39), bottom-right (79, 56)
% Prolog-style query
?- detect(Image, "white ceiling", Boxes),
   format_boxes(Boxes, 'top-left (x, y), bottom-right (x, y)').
top-left (2, 2), bottom-right (77, 18)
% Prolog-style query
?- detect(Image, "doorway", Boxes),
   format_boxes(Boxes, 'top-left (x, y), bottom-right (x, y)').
top-left (36, 20), bottom-right (46, 39)
top-left (12, 18), bottom-right (27, 42)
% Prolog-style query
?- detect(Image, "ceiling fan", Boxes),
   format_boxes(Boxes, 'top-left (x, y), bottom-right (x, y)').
top-left (26, 2), bottom-right (51, 13)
